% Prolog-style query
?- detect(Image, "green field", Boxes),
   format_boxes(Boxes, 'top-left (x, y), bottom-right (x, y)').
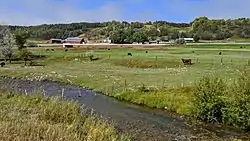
top-left (0, 93), bottom-right (129, 141)
top-left (1, 44), bottom-right (250, 130)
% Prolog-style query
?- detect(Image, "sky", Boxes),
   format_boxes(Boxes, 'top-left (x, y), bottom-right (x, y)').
top-left (0, 0), bottom-right (250, 25)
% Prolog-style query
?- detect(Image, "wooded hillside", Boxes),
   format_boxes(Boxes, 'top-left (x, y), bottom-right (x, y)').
top-left (3, 17), bottom-right (250, 42)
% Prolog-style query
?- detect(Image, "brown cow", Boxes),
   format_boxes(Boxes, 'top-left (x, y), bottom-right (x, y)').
top-left (181, 58), bottom-right (192, 65)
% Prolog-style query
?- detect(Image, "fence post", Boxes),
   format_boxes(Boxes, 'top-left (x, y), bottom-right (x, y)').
top-left (109, 54), bottom-right (111, 59)
top-left (231, 59), bottom-right (233, 66)
top-left (61, 88), bottom-right (65, 97)
top-left (161, 79), bottom-right (165, 89)
top-left (123, 79), bottom-right (127, 92)
top-left (78, 89), bottom-right (82, 97)
top-left (155, 56), bottom-right (158, 61)
top-left (105, 85), bottom-right (108, 95)
top-left (43, 89), bottom-right (46, 97)
top-left (221, 58), bottom-right (223, 65)
top-left (25, 89), bottom-right (28, 96)
top-left (248, 59), bottom-right (250, 66)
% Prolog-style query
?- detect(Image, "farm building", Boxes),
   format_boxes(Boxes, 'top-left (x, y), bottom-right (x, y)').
top-left (64, 37), bottom-right (85, 44)
top-left (63, 43), bottom-right (74, 48)
top-left (183, 38), bottom-right (194, 42)
top-left (48, 38), bottom-right (62, 44)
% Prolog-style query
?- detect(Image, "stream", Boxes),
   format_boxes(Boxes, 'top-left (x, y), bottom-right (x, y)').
top-left (0, 77), bottom-right (249, 141)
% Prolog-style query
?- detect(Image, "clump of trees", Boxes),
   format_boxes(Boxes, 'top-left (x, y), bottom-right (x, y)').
top-left (0, 25), bottom-right (33, 66)
top-left (0, 26), bottom-right (15, 63)
top-left (14, 30), bottom-right (30, 50)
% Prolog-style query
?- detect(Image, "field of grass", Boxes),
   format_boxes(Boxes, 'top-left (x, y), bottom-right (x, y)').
top-left (0, 93), bottom-right (130, 141)
top-left (1, 44), bottom-right (250, 130)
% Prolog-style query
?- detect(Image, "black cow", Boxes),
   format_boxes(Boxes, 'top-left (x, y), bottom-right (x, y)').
top-left (0, 62), bottom-right (5, 67)
top-left (51, 49), bottom-right (54, 51)
top-left (65, 49), bottom-right (68, 52)
top-left (45, 49), bottom-right (49, 51)
top-left (219, 52), bottom-right (222, 55)
top-left (108, 49), bottom-right (110, 50)
top-left (128, 53), bottom-right (132, 56)
top-left (146, 51), bottom-right (148, 53)
top-left (181, 58), bottom-right (192, 65)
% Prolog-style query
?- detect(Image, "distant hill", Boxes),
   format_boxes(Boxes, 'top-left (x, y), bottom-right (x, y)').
top-left (3, 17), bottom-right (250, 42)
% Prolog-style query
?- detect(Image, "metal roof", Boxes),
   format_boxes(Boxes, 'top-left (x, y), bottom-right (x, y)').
top-left (65, 37), bottom-right (83, 42)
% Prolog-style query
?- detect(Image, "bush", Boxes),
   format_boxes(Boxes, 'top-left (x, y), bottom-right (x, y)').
top-left (191, 75), bottom-right (227, 123)
top-left (26, 42), bottom-right (38, 47)
top-left (192, 72), bottom-right (250, 131)
top-left (222, 71), bottom-right (250, 130)
top-left (175, 38), bottom-right (186, 44)
top-left (17, 49), bottom-right (33, 65)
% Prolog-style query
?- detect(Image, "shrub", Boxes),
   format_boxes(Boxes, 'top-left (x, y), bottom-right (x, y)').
top-left (26, 42), bottom-right (38, 47)
top-left (175, 38), bottom-right (186, 44)
top-left (222, 71), bottom-right (250, 130)
top-left (191, 75), bottom-right (227, 123)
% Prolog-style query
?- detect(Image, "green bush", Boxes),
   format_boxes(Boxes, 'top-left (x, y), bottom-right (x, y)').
top-left (192, 72), bottom-right (250, 131)
top-left (222, 71), bottom-right (250, 130)
top-left (191, 75), bottom-right (227, 123)
top-left (26, 42), bottom-right (38, 47)
top-left (175, 38), bottom-right (186, 44)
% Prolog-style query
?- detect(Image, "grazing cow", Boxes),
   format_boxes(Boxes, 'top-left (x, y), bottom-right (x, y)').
top-left (219, 52), bottom-right (222, 55)
top-left (0, 62), bottom-right (5, 67)
top-left (127, 53), bottom-right (132, 56)
top-left (108, 49), bottom-right (110, 50)
top-left (45, 49), bottom-right (49, 51)
top-left (146, 51), bottom-right (148, 53)
top-left (65, 49), bottom-right (68, 52)
top-left (51, 49), bottom-right (54, 51)
top-left (240, 47), bottom-right (243, 48)
top-left (181, 58), bottom-right (192, 65)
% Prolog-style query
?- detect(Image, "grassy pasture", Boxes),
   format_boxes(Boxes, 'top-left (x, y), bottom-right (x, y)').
top-left (1, 44), bottom-right (250, 116)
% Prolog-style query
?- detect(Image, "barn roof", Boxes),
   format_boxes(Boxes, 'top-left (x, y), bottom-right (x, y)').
top-left (65, 37), bottom-right (83, 42)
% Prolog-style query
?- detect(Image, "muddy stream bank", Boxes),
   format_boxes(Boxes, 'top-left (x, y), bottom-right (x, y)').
top-left (0, 77), bottom-right (248, 141)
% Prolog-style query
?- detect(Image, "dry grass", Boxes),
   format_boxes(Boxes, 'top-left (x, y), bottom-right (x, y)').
top-left (0, 93), bottom-right (130, 141)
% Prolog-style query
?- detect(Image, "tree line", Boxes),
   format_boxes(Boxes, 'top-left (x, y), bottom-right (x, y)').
top-left (1, 17), bottom-right (250, 43)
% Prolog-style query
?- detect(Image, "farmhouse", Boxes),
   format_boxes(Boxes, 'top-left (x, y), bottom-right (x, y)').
top-left (48, 38), bottom-right (62, 44)
top-left (64, 37), bottom-right (85, 44)
top-left (183, 38), bottom-right (194, 43)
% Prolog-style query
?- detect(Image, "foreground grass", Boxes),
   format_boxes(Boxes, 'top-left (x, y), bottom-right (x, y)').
top-left (0, 93), bottom-right (130, 141)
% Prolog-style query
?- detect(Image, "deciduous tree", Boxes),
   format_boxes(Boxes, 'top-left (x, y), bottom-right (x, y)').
top-left (0, 26), bottom-right (15, 63)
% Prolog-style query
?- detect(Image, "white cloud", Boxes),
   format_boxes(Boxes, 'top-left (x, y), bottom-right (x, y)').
top-left (0, 0), bottom-right (123, 25)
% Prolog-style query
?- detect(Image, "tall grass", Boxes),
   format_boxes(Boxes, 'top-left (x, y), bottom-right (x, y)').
top-left (0, 93), bottom-right (130, 141)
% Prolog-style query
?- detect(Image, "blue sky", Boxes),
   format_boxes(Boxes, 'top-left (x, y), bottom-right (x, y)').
top-left (0, 0), bottom-right (250, 25)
